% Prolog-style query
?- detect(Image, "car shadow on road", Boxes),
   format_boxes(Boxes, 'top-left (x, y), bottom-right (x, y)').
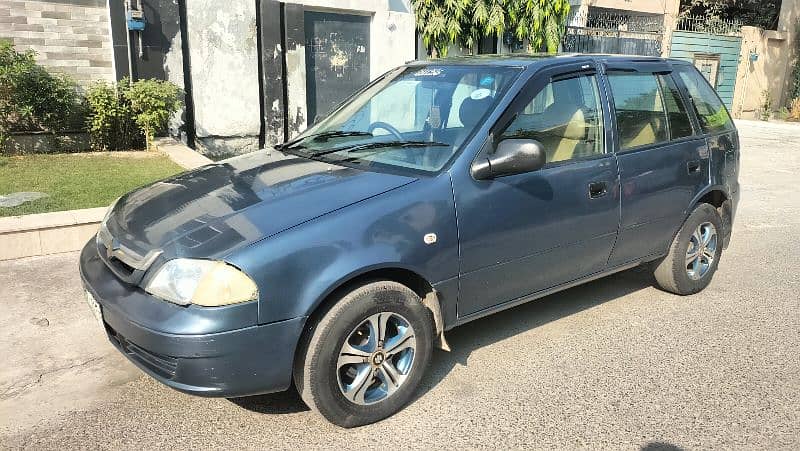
top-left (231, 266), bottom-right (655, 416)
top-left (413, 266), bottom-right (655, 403)
top-left (229, 387), bottom-right (310, 414)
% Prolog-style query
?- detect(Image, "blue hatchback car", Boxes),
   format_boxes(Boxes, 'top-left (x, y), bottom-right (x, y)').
top-left (80, 55), bottom-right (739, 427)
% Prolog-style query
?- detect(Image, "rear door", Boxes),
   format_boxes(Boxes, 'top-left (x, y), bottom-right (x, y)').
top-left (604, 62), bottom-right (709, 266)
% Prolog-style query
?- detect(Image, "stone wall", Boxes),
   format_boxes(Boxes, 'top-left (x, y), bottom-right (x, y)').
top-left (0, 0), bottom-right (115, 86)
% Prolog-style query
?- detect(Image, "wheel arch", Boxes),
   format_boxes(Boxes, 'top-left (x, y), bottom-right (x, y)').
top-left (299, 265), bottom-right (449, 355)
top-left (689, 186), bottom-right (733, 247)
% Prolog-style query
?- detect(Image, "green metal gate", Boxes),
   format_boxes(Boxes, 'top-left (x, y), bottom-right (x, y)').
top-left (669, 17), bottom-right (742, 108)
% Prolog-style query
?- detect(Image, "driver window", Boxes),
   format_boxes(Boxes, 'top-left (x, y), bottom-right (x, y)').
top-left (501, 73), bottom-right (604, 164)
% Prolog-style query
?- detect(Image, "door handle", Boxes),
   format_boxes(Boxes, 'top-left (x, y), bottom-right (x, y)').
top-left (588, 181), bottom-right (608, 199)
top-left (687, 160), bottom-right (701, 174)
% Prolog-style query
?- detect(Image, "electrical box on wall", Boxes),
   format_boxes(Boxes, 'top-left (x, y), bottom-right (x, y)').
top-left (127, 9), bottom-right (145, 31)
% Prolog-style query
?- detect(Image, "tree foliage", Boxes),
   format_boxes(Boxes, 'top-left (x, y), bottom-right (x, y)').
top-left (680, 0), bottom-right (782, 30)
top-left (411, 0), bottom-right (571, 57)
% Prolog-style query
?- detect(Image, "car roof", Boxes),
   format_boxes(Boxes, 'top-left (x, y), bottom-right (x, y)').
top-left (407, 53), bottom-right (692, 69)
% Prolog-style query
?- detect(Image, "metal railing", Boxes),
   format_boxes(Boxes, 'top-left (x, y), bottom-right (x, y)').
top-left (566, 11), bottom-right (665, 34)
top-left (676, 15), bottom-right (742, 36)
top-left (562, 11), bottom-right (664, 56)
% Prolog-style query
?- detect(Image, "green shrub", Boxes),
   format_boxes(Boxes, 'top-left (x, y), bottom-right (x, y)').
top-left (85, 78), bottom-right (181, 151)
top-left (0, 40), bottom-right (83, 146)
top-left (85, 79), bottom-right (143, 151)
top-left (124, 79), bottom-right (181, 149)
top-left (759, 89), bottom-right (773, 121)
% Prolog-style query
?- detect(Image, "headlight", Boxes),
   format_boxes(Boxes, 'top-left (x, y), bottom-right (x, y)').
top-left (144, 259), bottom-right (258, 307)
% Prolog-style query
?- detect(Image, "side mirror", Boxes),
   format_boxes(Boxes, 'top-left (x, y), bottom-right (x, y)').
top-left (471, 138), bottom-right (546, 180)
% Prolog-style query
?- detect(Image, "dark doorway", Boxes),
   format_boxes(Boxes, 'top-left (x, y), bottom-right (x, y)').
top-left (304, 12), bottom-right (370, 124)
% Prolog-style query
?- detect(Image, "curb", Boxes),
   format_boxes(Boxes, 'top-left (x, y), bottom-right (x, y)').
top-left (0, 207), bottom-right (106, 261)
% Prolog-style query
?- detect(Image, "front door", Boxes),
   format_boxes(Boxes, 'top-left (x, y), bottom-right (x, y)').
top-left (304, 12), bottom-right (370, 124)
top-left (453, 63), bottom-right (621, 318)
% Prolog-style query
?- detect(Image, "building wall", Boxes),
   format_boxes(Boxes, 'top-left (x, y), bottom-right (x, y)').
top-left (731, 0), bottom-right (800, 118)
top-left (578, 0), bottom-right (677, 16)
top-left (184, 1), bottom-right (261, 156)
top-left (0, 0), bottom-right (114, 86)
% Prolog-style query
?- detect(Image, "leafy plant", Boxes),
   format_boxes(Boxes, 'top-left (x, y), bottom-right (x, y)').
top-left (123, 79), bottom-right (181, 150)
top-left (85, 78), bottom-right (181, 151)
top-left (506, 0), bottom-right (571, 53)
top-left (0, 40), bottom-right (83, 147)
top-left (85, 79), bottom-right (142, 151)
top-left (411, 0), bottom-right (571, 57)
top-left (680, 0), bottom-right (781, 30)
top-left (789, 97), bottom-right (800, 121)
top-left (759, 89), bottom-right (773, 121)
top-left (790, 20), bottom-right (800, 104)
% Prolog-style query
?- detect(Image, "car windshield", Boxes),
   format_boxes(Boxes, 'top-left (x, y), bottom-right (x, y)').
top-left (282, 65), bottom-right (522, 173)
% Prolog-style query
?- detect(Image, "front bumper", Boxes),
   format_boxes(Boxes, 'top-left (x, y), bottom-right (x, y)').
top-left (79, 239), bottom-right (306, 398)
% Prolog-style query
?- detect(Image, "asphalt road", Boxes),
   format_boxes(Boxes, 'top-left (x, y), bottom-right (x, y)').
top-left (2, 120), bottom-right (799, 449)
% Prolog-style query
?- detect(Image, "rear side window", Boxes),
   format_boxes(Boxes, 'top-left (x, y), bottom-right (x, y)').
top-left (658, 74), bottom-right (694, 139)
top-left (677, 67), bottom-right (734, 134)
top-left (607, 72), bottom-right (668, 150)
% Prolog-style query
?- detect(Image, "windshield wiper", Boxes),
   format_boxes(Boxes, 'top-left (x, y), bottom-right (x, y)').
top-left (275, 130), bottom-right (373, 151)
top-left (306, 140), bottom-right (450, 158)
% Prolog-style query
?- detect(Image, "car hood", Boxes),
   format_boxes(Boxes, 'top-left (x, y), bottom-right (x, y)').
top-left (105, 150), bottom-right (417, 259)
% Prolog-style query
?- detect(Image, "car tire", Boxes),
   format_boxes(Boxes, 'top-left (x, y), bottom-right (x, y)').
top-left (293, 281), bottom-right (434, 428)
top-left (653, 203), bottom-right (724, 295)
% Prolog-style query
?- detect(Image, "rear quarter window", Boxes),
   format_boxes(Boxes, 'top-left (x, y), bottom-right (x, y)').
top-left (677, 66), bottom-right (734, 134)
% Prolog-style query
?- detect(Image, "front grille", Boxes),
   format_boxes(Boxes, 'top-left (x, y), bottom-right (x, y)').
top-left (96, 222), bottom-right (161, 285)
top-left (107, 325), bottom-right (178, 379)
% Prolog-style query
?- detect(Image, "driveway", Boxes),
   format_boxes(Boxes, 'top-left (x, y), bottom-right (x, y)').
top-left (2, 120), bottom-right (799, 449)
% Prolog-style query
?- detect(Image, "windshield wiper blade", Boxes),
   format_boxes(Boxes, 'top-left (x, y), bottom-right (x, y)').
top-left (305, 140), bottom-right (449, 158)
top-left (311, 130), bottom-right (373, 142)
top-left (275, 130), bottom-right (373, 151)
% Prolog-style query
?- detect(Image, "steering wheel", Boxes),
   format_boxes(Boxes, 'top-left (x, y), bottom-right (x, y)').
top-left (368, 121), bottom-right (404, 141)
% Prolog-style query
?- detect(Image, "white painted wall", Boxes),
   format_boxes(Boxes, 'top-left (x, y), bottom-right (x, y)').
top-left (186, 4), bottom-right (261, 148)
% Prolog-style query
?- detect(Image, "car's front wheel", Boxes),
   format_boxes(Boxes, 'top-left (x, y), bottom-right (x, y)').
top-left (293, 281), bottom-right (433, 427)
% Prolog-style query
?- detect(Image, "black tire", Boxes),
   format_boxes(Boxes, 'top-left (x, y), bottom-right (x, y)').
top-left (293, 281), bottom-right (434, 428)
top-left (653, 203), bottom-right (724, 295)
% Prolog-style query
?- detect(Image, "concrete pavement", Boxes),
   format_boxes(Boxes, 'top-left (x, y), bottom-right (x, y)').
top-left (1, 120), bottom-right (799, 449)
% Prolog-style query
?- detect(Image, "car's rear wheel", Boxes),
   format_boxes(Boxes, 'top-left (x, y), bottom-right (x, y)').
top-left (293, 281), bottom-right (433, 427)
top-left (653, 203), bottom-right (723, 295)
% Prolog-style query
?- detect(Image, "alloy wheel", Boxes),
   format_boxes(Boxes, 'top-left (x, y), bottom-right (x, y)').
top-left (336, 312), bottom-right (416, 405)
top-left (685, 221), bottom-right (718, 280)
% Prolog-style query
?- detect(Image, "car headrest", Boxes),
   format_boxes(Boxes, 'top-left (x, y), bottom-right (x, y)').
top-left (459, 96), bottom-right (493, 129)
top-left (542, 103), bottom-right (587, 141)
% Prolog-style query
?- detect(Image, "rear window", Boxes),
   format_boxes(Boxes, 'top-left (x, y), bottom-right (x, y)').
top-left (607, 72), bottom-right (668, 150)
top-left (677, 66), bottom-right (734, 134)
